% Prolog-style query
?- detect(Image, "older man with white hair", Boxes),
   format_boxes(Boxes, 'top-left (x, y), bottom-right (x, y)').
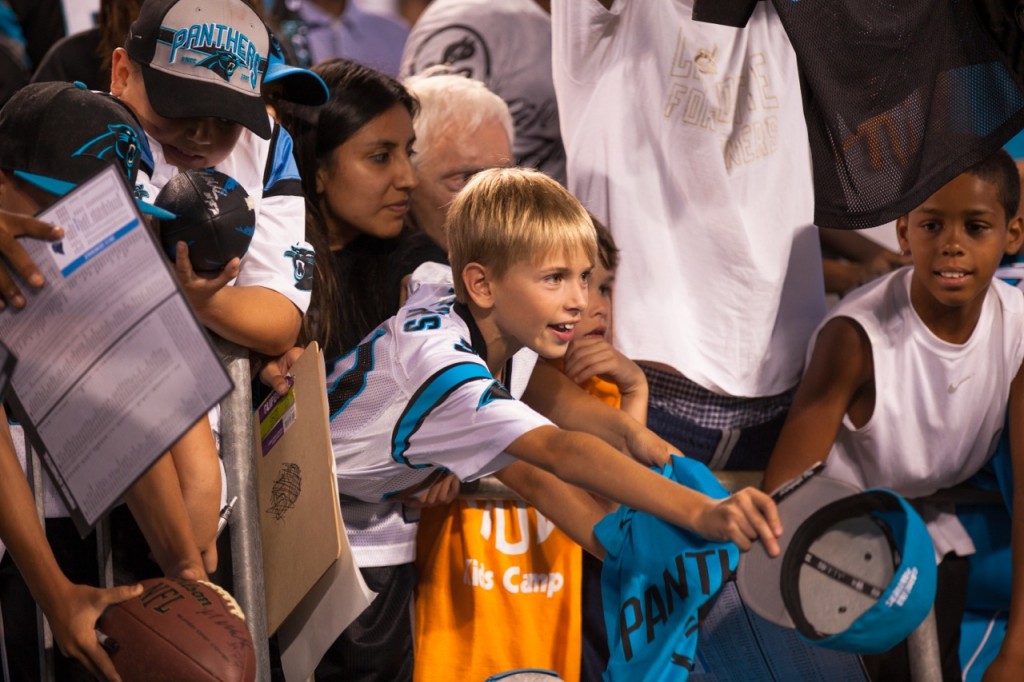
top-left (404, 70), bottom-right (514, 251)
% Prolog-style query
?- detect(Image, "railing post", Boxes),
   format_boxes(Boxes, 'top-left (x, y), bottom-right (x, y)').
top-left (907, 607), bottom-right (942, 681)
top-left (215, 338), bottom-right (271, 681)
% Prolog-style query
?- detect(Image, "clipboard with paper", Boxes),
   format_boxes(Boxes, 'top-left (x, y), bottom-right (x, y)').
top-left (254, 341), bottom-right (374, 645)
top-left (0, 164), bottom-right (232, 533)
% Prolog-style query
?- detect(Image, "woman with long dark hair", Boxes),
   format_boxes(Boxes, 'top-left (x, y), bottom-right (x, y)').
top-left (277, 58), bottom-right (420, 681)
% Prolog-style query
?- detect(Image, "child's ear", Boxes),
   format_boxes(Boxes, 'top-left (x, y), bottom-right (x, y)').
top-left (1005, 215), bottom-right (1024, 256)
top-left (895, 215), bottom-right (910, 255)
top-left (109, 48), bottom-right (131, 96)
top-left (462, 262), bottom-right (494, 308)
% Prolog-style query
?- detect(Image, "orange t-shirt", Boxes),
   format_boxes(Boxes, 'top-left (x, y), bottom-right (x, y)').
top-left (413, 364), bottom-right (622, 681)
top-left (414, 500), bottom-right (582, 681)
top-left (550, 357), bottom-right (623, 411)
top-left (575, 376), bottom-right (621, 410)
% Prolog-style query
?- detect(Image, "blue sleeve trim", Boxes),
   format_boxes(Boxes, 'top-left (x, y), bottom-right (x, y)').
top-left (327, 330), bottom-right (387, 420)
top-left (391, 361), bottom-right (493, 468)
top-left (264, 123), bottom-right (301, 195)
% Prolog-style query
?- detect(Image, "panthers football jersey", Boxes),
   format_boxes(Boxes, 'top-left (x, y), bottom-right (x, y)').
top-left (326, 262), bottom-right (550, 504)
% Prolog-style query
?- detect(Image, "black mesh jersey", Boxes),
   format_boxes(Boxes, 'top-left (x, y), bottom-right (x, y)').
top-left (695, 0), bottom-right (1024, 229)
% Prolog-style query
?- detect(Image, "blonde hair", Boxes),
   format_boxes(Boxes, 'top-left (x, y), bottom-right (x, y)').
top-left (447, 167), bottom-right (597, 301)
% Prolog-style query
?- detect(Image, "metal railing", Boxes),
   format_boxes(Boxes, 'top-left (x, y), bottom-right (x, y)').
top-left (215, 339), bottom-right (271, 680)
top-left (19, 339), bottom-right (1004, 681)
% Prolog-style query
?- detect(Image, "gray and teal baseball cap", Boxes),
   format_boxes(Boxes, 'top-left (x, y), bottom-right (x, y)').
top-left (737, 467), bottom-right (938, 655)
top-left (125, 0), bottom-right (272, 139)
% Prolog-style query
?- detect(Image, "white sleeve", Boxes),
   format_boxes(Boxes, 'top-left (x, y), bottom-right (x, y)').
top-left (236, 192), bottom-right (313, 313)
top-left (233, 126), bottom-right (313, 313)
top-left (397, 373), bottom-right (552, 483)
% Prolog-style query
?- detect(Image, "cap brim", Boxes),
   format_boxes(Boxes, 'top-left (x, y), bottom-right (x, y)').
top-left (264, 64), bottom-right (329, 106)
top-left (15, 170), bottom-right (75, 197)
top-left (16, 170), bottom-right (176, 221)
top-left (138, 201), bottom-right (177, 220)
top-left (735, 472), bottom-right (860, 628)
top-left (139, 63), bottom-right (272, 139)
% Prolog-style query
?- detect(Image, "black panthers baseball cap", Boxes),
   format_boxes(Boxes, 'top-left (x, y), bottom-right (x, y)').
top-left (125, 0), bottom-right (272, 139)
top-left (0, 81), bottom-right (173, 219)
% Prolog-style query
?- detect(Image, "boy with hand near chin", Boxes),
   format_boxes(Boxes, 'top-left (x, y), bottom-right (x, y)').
top-left (544, 214), bottom-right (648, 424)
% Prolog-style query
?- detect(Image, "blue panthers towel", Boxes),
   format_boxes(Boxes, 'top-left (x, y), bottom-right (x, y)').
top-left (596, 456), bottom-right (739, 681)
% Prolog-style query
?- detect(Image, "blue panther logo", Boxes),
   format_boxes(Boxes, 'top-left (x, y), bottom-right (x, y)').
top-left (72, 123), bottom-right (140, 181)
top-left (284, 245), bottom-right (315, 291)
top-left (197, 50), bottom-right (239, 81)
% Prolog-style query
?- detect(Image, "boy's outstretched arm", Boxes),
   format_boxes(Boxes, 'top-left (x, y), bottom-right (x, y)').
top-left (0, 416), bottom-right (141, 682)
top-left (523, 360), bottom-right (670, 467)
top-left (495, 460), bottom-right (609, 559)
top-left (507, 425), bottom-right (782, 555)
top-left (174, 245), bottom-right (302, 356)
top-left (762, 317), bottom-right (873, 492)
top-left (984, 364), bottom-right (1024, 681)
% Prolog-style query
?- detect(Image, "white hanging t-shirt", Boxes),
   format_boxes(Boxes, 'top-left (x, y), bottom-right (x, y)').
top-left (551, 0), bottom-right (826, 397)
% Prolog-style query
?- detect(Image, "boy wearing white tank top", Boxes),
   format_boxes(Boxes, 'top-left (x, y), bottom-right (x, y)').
top-left (763, 150), bottom-right (1024, 682)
